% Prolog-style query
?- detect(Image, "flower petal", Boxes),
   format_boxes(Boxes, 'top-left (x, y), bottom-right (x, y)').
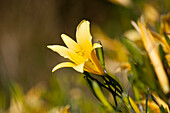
top-left (131, 20), bottom-right (141, 35)
top-left (92, 43), bottom-right (102, 49)
top-left (52, 62), bottom-right (76, 72)
top-left (89, 43), bottom-right (104, 75)
top-left (76, 20), bottom-right (93, 56)
top-left (73, 63), bottom-right (85, 73)
top-left (138, 17), bottom-right (169, 93)
top-left (61, 34), bottom-right (81, 51)
top-left (90, 50), bottom-right (104, 75)
top-left (67, 49), bottom-right (87, 64)
top-left (84, 59), bottom-right (102, 75)
top-left (47, 45), bottom-right (70, 58)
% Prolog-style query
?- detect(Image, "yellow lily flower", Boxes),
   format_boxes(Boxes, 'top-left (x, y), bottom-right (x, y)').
top-left (161, 13), bottom-right (170, 35)
top-left (147, 13), bottom-right (170, 67)
top-left (133, 13), bottom-right (170, 67)
top-left (137, 17), bottom-right (169, 93)
top-left (160, 13), bottom-right (170, 66)
top-left (47, 20), bottom-right (104, 75)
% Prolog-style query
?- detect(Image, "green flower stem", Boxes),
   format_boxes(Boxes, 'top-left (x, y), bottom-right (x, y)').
top-left (164, 32), bottom-right (170, 46)
top-left (84, 72), bottom-right (108, 89)
top-left (145, 88), bottom-right (149, 113)
top-left (102, 76), bottom-right (118, 107)
top-left (84, 72), bottom-right (121, 98)
top-left (97, 41), bottom-right (105, 68)
top-left (103, 73), bottom-right (123, 94)
top-left (92, 81), bottom-right (115, 112)
top-left (84, 71), bottom-right (124, 110)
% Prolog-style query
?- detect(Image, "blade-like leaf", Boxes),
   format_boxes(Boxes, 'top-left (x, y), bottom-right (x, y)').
top-left (84, 75), bottom-right (100, 101)
top-left (97, 41), bottom-right (105, 68)
top-left (159, 45), bottom-right (169, 68)
top-left (121, 37), bottom-right (143, 65)
top-left (92, 81), bottom-right (114, 112)
top-left (163, 32), bottom-right (170, 46)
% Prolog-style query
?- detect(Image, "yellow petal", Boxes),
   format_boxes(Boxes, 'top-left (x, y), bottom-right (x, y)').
top-left (108, 0), bottom-right (132, 7)
top-left (161, 13), bottom-right (170, 34)
top-left (152, 94), bottom-right (170, 112)
top-left (68, 49), bottom-right (87, 64)
top-left (84, 59), bottom-right (102, 75)
top-left (73, 63), bottom-right (84, 73)
top-left (92, 43), bottom-right (102, 49)
top-left (138, 18), bottom-right (169, 93)
top-left (61, 34), bottom-right (81, 51)
top-left (129, 97), bottom-right (140, 113)
top-left (90, 50), bottom-right (104, 75)
top-left (131, 20), bottom-right (141, 35)
top-left (47, 45), bottom-right (70, 59)
top-left (88, 43), bottom-right (104, 75)
top-left (76, 20), bottom-right (93, 56)
top-left (52, 62), bottom-right (76, 72)
top-left (82, 43), bottom-right (103, 75)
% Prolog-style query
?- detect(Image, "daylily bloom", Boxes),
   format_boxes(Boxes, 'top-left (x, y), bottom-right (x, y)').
top-left (161, 13), bottom-right (170, 35)
top-left (132, 13), bottom-right (170, 67)
top-left (160, 13), bottom-right (170, 66)
top-left (47, 20), bottom-right (104, 75)
top-left (137, 17), bottom-right (169, 93)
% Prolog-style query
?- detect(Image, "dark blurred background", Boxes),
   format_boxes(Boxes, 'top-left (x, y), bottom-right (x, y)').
top-left (0, 0), bottom-right (170, 112)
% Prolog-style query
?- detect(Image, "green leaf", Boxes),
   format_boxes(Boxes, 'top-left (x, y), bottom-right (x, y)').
top-left (163, 32), bottom-right (170, 46)
top-left (97, 41), bottom-right (105, 68)
top-left (121, 37), bottom-right (143, 65)
top-left (130, 54), bottom-right (157, 91)
top-left (129, 59), bottom-right (146, 92)
top-left (138, 55), bottom-right (157, 90)
top-left (92, 81), bottom-right (115, 112)
top-left (10, 82), bottom-right (24, 102)
top-left (84, 75), bottom-right (99, 101)
top-left (159, 45), bottom-right (169, 68)
top-left (116, 94), bottom-right (130, 113)
top-left (160, 105), bottom-right (168, 113)
top-left (105, 74), bottom-right (123, 93)
top-left (132, 85), bottom-right (141, 101)
top-left (129, 59), bottom-right (139, 79)
top-left (98, 104), bottom-right (110, 113)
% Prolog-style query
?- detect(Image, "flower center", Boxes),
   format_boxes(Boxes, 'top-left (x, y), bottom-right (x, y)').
top-left (75, 50), bottom-right (88, 64)
top-left (75, 50), bottom-right (85, 57)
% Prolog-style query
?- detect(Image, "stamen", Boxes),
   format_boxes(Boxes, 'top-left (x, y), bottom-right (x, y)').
top-left (75, 50), bottom-right (85, 56)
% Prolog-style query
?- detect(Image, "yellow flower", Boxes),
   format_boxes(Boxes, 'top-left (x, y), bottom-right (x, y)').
top-left (47, 20), bottom-right (104, 75)
top-left (145, 13), bottom-right (170, 67)
top-left (137, 17), bottom-right (169, 93)
top-left (161, 13), bottom-right (170, 35)
top-left (160, 13), bottom-right (170, 66)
